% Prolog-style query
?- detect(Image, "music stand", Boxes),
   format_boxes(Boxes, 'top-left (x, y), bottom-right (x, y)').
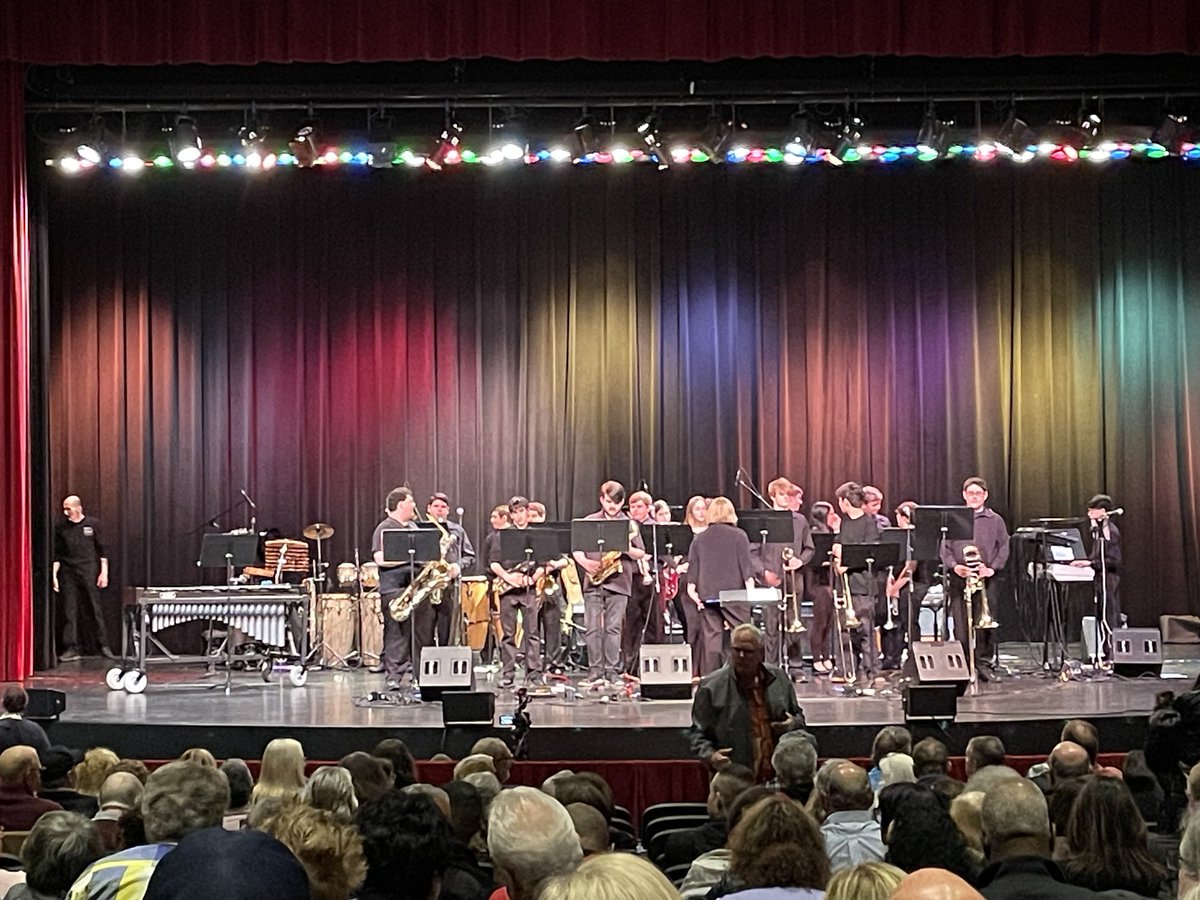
top-left (650, 525), bottom-right (695, 559)
top-left (913, 506), bottom-right (974, 641)
top-left (879, 527), bottom-right (916, 659)
top-left (380, 527), bottom-right (442, 700)
top-left (501, 525), bottom-right (574, 564)
top-left (841, 542), bottom-right (901, 576)
top-left (198, 533), bottom-right (263, 694)
top-left (735, 510), bottom-right (795, 548)
top-left (571, 519), bottom-right (632, 555)
top-left (812, 532), bottom-right (835, 565)
top-left (1019, 525), bottom-right (1084, 675)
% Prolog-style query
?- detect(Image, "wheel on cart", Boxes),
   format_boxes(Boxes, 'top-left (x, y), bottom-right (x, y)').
top-left (121, 669), bottom-right (148, 694)
top-left (288, 666), bottom-right (308, 688)
top-left (104, 667), bottom-right (126, 691)
top-left (260, 659), bottom-right (274, 682)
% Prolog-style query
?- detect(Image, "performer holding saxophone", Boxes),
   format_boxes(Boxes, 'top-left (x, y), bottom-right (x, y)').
top-left (489, 496), bottom-right (544, 689)
top-left (940, 477), bottom-right (1009, 681)
top-left (832, 482), bottom-right (881, 683)
top-left (754, 478), bottom-right (814, 681)
top-left (574, 481), bottom-right (646, 689)
top-left (372, 486), bottom-right (420, 689)
top-left (622, 490), bottom-right (661, 674)
top-left (426, 492), bottom-right (474, 647)
top-left (687, 497), bottom-right (757, 677)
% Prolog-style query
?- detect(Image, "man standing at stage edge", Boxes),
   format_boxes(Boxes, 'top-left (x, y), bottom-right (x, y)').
top-left (53, 495), bottom-right (112, 661)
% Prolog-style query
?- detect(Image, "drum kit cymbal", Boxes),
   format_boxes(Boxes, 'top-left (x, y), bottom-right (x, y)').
top-left (303, 522), bottom-right (335, 541)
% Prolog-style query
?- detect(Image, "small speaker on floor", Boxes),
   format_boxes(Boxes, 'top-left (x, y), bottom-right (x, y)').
top-left (903, 684), bottom-right (958, 722)
top-left (1112, 628), bottom-right (1163, 677)
top-left (913, 641), bottom-right (970, 695)
top-left (24, 688), bottom-right (66, 721)
top-left (419, 646), bottom-right (474, 702)
top-left (441, 691), bottom-right (496, 726)
top-left (640, 644), bottom-right (693, 700)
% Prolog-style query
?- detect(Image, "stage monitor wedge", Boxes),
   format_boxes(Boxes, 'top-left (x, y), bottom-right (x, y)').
top-left (419, 646), bottom-right (473, 703)
top-left (640, 644), bottom-right (693, 700)
top-left (913, 641), bottom-right (970, 696)
top-left (1112, 628), bottom-right (1163, 677)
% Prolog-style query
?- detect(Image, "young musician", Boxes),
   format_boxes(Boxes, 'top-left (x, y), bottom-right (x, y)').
top-left (807, 500), bottom-right (838, 675)
top-left (527, 499), bottom-right (567, 673)
top-left (1081, 493), bottom-right (1122, 632)
top-left (754, 478), bottom-right (815, 680)
top-left (686, 497), bottom-right (756, 676)
top-left (889, 501), bottom-right (929, 677)
top-left (622, 490), bottom-right (661, 673)
top-left (573, 481), bottom-right (646, 688)
top-left (939, 476), bottom-right (1009, 680)
top-left (833, 482), bottom-right (881, 682)
top-left (489, 496), bottom-right (543, 688)
top-left (478, 505), bottom-right (511, 665)
top-left (426, 492), bottom-right (474, 647)
top-left (371, 487), bottom-right (420, 689)
top-left (677, 496), bottom-right (710, 663)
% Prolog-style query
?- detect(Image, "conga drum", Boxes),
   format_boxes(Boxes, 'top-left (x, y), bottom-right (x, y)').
top-left (461, 577), bottom-right (491, 651)
top-left (359, 562), bottom-right (380, 590)
top-left (317, 594), bottom-right (355, 667)
top-left (360, 592), bottom-right (384, 666)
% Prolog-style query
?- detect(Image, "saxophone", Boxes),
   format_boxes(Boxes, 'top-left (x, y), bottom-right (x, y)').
top-left (389, 516), bottom-right (455, 622)
top-left (587, 520), bottom-right (638, 586)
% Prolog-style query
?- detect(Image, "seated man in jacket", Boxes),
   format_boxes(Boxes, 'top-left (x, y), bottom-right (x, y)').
top-left (658, 764), bottom-right (755, 871)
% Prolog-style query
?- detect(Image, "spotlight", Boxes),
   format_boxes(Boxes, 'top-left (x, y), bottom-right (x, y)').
top-left (428, 110), bottom-right (463, 170)
top-left (573, 113), bottom-right (602, 157)
top-left (169, 115), bottom-right (202, 164)
top-left (833, 110), bottom-right (863, 158)
top-left (699, 112), bottom-right (733, 158)
top-left (368, 108), bottom-right (397, 164)
top-left (288, 118), bottom-right (319, 167)
top-left (784, 106), bottom-right (816, 157)
top-left (494, 112), bottom-right (528, 162)
top-left (238, 106), bottom-right (266, 153)
top-left (916, 102), bottom-right (951, 156)
top-left (995, 107), bottom-right (1036, 156)
top-left (75, 115), bottom-right (107, 165)
top-left (636, 110), bottom-right (672, 170)
top-left (1151, 109), bottom-right (1189, 153)
top-left (1075, 101), bottom-right (1102, 145)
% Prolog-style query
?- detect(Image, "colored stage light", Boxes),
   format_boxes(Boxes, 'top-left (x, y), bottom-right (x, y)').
top-left (169, 115), bottom-right (203, 163)
top-left (216, 153), bottom-right (232, 167)
top-left (152, 155), bottom-right (172, 168)
top-left (288, 120), bottom-right (320, 167)
top-left (120, 155), bottom-right (144, 172)
top-left (59, 157), bottom-right (81, 173)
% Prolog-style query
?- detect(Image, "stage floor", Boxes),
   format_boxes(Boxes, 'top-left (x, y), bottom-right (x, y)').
top-left (26, 642), bottom-right (1196, 761)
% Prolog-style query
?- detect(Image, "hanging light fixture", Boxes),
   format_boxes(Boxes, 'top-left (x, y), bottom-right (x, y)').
top-left (169, 114), bottom-right (203, 164)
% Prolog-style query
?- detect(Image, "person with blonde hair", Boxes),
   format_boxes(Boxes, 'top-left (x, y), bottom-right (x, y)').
top-left (538, 851), bottom-right (678, 900)
top-left (825, 860), bottom-right (905, 900)
top-left (687, 496), bottom-right (755, 675)
top-left (251, 737), bottom-right (306, 803)
top-left (175, 747), bottom-right (216, 769)
top-left (258, 802), bottom-right (367, 900)
top-left (453, 753), bottom-right (496, 781)
top-left (71, 747), bottom-right (120, 798)
top-left (303, 765), bottom-right (358, 821)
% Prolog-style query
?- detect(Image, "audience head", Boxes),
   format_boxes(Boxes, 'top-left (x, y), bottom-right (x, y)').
top-left (19, 810), bottom-right (103, 896)
top-left (912, 738), bottom-right (951, 778)
top-left (97, 770), bottom-right (144, 813)
top-left (825, 860), bottom-right (906, 900)
top-left (980, 778), bottom-right (1051, 859)
top-left (357, 791), bottom-right (451, 900)
top-left (891, 868), bottom-right (986, 900)
top-left (948, 791), bottom-right (985, 857)
top-left (708, 763), bottom-right (756, 820)
top-left (880, 784), bottom-right (978, 882)
top-left (73, 747), bottom-right (120, 795)
top-left (818, 760), bottom-right (874, 813)
top-left (219, 758), bottom-right (254, 811)
top-left (338, 751), bottom-right (393, 806)
top-left (965, 765), bottom-right (1020, 796)
top-left (1060, 719), bottom-right (1099, 766)
top-left (177, 747), bottom-right (217, 768)
top-left (919, 774), bottom-right (967, 805)
top-left (549, 774), bottom-right (614, 824)
top-left (143, 827), bottom-right (311, 900)
top-left (880, 753), bottom-right (916, 789)
top-left (303, 765), bottom-right (359, 821)
top-left (442, 780), bottom-right (484, 845)
top-left (1047, 775), bottom-right (1085, 841)
top-left (728, 794), bottom-right (830, 892)
top-left (2, 684), bottom-right (28, 713)
top-left (722, 785), bottom-right (773, 841)
top-left (259, 803), bottom-right (367, 900)
top-left (488, 787), bottom-right (582, 900)
top-left (110, 758), bottom-right (151, 783)
top-left (0, 744), bottom-right (44, 793)
top-left (1061, 774), bottom-right (1166, 891)
top-left (453, 753), bottom-right (497, 781)
top-left (470, 737), bottom-right (515, 783)
top-left (871, 726), bottom-right (913, 767)
top-left (729, 624), bottom-right (766, 681)
top-left (1188, 761), bottom-right (1200, 812)
top-left (142, 761), bottom-right (231, 843)
top-left (253, 738), bottom-right (306, 802)
top-left (371, 738), bottom-right (416, 788)
top-left (402, 783), bottom-right (452, 820)
top-left (772, 733), bottom-right (818, 793)
top-left (39, 745), bottom-right (84, 788)
top-left (1180, 814), bottom-right (1200, 898)
top-left (1048, 741), bottom-right (1091, 786)
top-left (964, 736), bottom-right (1005, 776)
top-left (464, 771), bottom-right (502, 812)
top-left (566, 802), bottom-right (610, 856)
top-left (538, 851), bottom-right (678, 900)
top-left (877, 782), bottom-right (931, 840)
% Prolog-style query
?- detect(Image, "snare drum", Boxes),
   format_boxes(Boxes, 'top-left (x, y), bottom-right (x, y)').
top-left (360, 592), bottom-right (383, 665)
top-left (317, 593), bottom-right (355, 666)
top-left (360, 562), bottom-right (380, 590)
top-left (460, 577), bottom-right (490, 650)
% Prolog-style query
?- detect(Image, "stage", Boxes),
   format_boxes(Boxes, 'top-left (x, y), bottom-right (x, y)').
top-left (25, 642), bottom-right (1194, 764)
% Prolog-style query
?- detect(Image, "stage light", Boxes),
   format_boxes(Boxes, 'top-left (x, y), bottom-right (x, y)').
top-left (120, 155), bottom-right (144, 173)
top-left (995, 106), bottom-right (1036, 157)
top-left (493, 112), bottom-right (528, 162)
top-left (238, 107), bottom-right (266, 155)
top-left (428, 110), bottom-right (463, 170)
top-left (549, 146), bottom-right (572, 163)
top-left (916, 102), bottom-right (951, 156)
top-left (784, 106), bottom-right (816, 158)
top-left (1151, 110), bottom-right (1189, 154)
top-left (699, 111), bottom-right (733, 158)
top-left (368, 108), bottom-right (398, 163)
top-left (1076, 103), bottom-right (1102, 144)
top-left (833, 111), bottom-right (863, 159)
top-left (59, 157), bottom-right (81, 174)
top-left (288, 119), bottom-right (320, 167)
top-left (169, 115), bottom-right (202, 163)
top-left (75, 116), bottom-right (107, 165)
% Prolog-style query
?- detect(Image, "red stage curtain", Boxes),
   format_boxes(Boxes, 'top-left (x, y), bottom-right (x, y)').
top-left (2, 0), bottom-right (1199, 65)
top-left (0, 61), bottom-right (32, 681)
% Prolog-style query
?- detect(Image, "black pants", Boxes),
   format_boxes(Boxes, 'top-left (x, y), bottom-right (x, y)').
top-left (500, 589), bottom-right (542, 679)
top-left (59, 566), bottom-right (107, 651)
top-left (381, 592), bottom-right (435, 680)
top-left (540, 591), bottom-right (564, 669)
top-left (622, 576), bottom-right (661, 674)
top-left (832, 594), bottom-right (877, 679)
top-left (948, 576), bottom-right (995, 667)
top-left (432, 588), bottom-right (457, 647)
top-left (763, 604), bottom-right (805, 673)
top-left (696, 601), bottom-right (751, 676)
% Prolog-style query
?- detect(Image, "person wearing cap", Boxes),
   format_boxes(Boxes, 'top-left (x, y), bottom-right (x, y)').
top-left (371, 486), bottom-right (420, 690)
top-left (1077, 493), bottom-right (1122, 634)
top-left (754, 478), bottom-right (816, 681)
top-left (427, 492), bottom-right (475, 647)
top-left (0, 745), bottom-right (62, 830)
top-left (0, 686), bottom-right (51, 755)
top-left (489, 496), bottom-right (544, 688)
top-left (38, 745), bottom-right (96, 817)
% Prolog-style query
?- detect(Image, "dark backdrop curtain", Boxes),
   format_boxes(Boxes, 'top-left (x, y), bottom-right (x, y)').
top-left (41, 163), bottom-right (1200, 643)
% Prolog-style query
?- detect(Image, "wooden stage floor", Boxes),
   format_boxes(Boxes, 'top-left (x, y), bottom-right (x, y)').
top-left (27, 642), bottom-right (1196, 762)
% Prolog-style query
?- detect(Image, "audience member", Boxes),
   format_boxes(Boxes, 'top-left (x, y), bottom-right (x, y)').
top-left (912, 738), bottom-right (951, 779)
top-left (1180, 814), bottom-right (1200, 899)
top-left (0, 688), bottom-right (50, 755)
top-left (71, 749), bottom-right (119, 800)
top-left (965, 766), bottom-right (1021, 797)
top-left (949, 791), bottom-right (985, 865)
top-left (258, 803), bottom-right (367, 900)
top-left (879, 783), bottom-right (979, 883)
top-left (1060, 719), bottom-right (1100, 768)
top-left (771, 732), bottom-right (817, 803)
top-left (540, 771), bottom-right (574, 797)
top-left (0, 745), bottom-right (62, 830)
top-left (67, 761), bottom-right (229, 900)
top-left (252, 738), bottom-right (306, 804)
top-left (824, 860), bottom-right (905, 900)
top-left (303, 766), bottom-right (358, 822)
top-left (217, 758), bottom-right (253, 831)
top-left (918, 774), bottom-right (967, 805)
top-left (1058, 775), bottom-right (1167, 896)
top-left (879, 753), bottom-right (916, 792)
top-left (487, 787), bottom-right (581, 900)
top-left (108, 760), bottom-right (149, 785)
top-left (372, 738), bottom-right (416, 789)
top-left (403, 783), bottom-right (452, 819)
top-left (965, 736), bottom-right (1005, 776)
top-left (869, 726), bottom-right (913, 791)
top-left (469, 738), bottom-right (515, 784)
top-left (546, 776), bottom-right (612, 827)
top-left (454, 755), bottom-right (498, 782)
top-left (815, 760), bottom-right (884, 872)
top-left (659, 764), bottom-right (754, 870)
top-left (141, 827), bottom-right (310, 900)
top-left (357, 791), bottom-right (452, 900)
top-left (464, 772), bottom-right (502, 815)
top-left (174, 749), bottom-right (215, 769)
top-left (679, 786), bottom-right (771, 900)
top-left (91, 772), bottom-right (144, 853)
top-left (565, 803), bottom-right (609, 856)
top-left (444, 781), bottom-right (485, 848)
top-left (720, 795), bottom-right (829, 899)
top-left (975, 778), bottom-right (1098, 899)
top-left (538, 852), bottom-right (678, 900)
top-left (339, 752), bottom-right (393, 806)
top-left (1047, 742), bottom-right (1091, 788)
top-left (404, 785), bottom-right (492, 900)
top-left (37, 747), bottom-right (93, 817)
top-left (3, 811), bottom-right (101, 900)
top-left (1121, 749), bottom-right (1164, 828)
top-left (1046, 776), bottom-right (1085, 853)
top-left (892, 868), bottom-right (985, 900)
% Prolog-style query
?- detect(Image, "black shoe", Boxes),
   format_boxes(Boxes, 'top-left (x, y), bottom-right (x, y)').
top-left (368, 664), bottom-right (386, 674)
top-left (100, 645), bottom-right (115, 660)
top-left (59, 648), bottom-right (81, 662)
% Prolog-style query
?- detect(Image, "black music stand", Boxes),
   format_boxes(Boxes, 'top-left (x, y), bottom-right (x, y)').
top-left (1020, 524), bottom-right (1083, 676)
top-left (812, 532), bottom-right (835, 565)
top-left (381, 528), bottom-right (442, 700)
top-left (841, 542), bottom-right (901, 578)
top-left (647, 525), bottom-right (695, 643)
top-left (879, 526), bottom-right (915, 654)
top-left (571, 519), bottom-right (632, 555)
top-left (501, 525), bottom-right (574, 564)
top-left (735, 510), bottom-right (796, 547)
top-left (198, 533), bottom-right (264, 694)
top-left (913, 506), bottom-right (973, 641)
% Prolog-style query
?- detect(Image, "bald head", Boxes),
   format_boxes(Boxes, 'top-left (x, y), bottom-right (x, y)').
top-left (1048, 741), bottom-right (1091, 786)
top-left (981, 778), bottom-right (1051, 855)
top-left (98, 771), bottom-right (144, 812)
top-left (891, 868), bottom-right (986, 900)
top-left (0, 745), bottom-right (40, 788)
top-left (820, 760), bottom-right (874, 813)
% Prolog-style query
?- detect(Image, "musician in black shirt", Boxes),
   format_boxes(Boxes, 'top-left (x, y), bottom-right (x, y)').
top-left (833, 482), bottom-right (881, 681)
top-left (807, 501), bottom-right (839, 675)
top-left (754, 478), bottom-right (815, 680)
top-left (490, 496), bottom-right (543, 688)
top-left (1083, 493), bottom-right (1122, 631)
top-left (427, 492), bottom-right (474, 646)
top-left (372, 486), bottom-right (419, 688)
top-left (687, 497), bottom-right (756, 676)
top-left (53, 495), bottom-right (112, 661)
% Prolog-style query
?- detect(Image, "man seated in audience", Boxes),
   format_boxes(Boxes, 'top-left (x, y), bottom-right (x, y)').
top-left (771, 732), bottom-right (817, 803)
top-left (893, 868), bottom-right (986, 899)
top-left (975, 778), bottom-right (1100, 899)
top-left (356, 791), bottom-right (453, 900)
top-left (140, 826), bottom-right (312, 900)
top-left (469, 738), bottom-right (515, 783)
top-left (0, 687), bottom-right (51, 755)
top-left (965, 736), bottom-right (1020, 794)
top-left (0, 745), bottom-right (62, 830)
top-left (92, 772), bottom-right (144, 852)
top-left (1047, 742), bottom-right (1092, 789)
top-left (7, 810), bottom-right (103, 900)
top-left (869, 726), bottom-right (912, 791)
top-left (487, 787), bottom-right (581, 900)
top-left (659, 764), bottom-right (755, 870)
top-left (67, 761), bottom-right (229, 900)
top-left (566, 803), bottom-right (610, 857)
top-left (218, 758), bottom-right (253, 831)
top-left (814, 759), bottom-right (885, 872)
top-left (912, 737), bottom-right (951, 779)
top-left (37, 746), bottom-right (94, 817)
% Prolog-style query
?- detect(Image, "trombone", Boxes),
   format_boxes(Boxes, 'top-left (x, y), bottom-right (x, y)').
top-left (831, 559), bottom-right (858, 682)
top-left (781, 547), bottom-right (806, 634)
top-left (962, 544), bottom-right (999, 683)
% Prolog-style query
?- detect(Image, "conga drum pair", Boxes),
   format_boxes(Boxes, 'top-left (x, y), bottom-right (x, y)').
top-left (461, 576), bottom-right (493, 651)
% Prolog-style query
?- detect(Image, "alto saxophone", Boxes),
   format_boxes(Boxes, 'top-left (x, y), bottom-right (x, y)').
top-left (587, 519), bottom-right (639, 586)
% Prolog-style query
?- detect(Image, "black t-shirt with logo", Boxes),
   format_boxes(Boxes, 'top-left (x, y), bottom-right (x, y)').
top-left (54, 516), bottom-right (105, 573)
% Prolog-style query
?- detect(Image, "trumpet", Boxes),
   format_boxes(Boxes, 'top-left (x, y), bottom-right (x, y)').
top-left (963, 544), bottom-right (999, 630)
top-left (781, 547), bottom-right (806, 634)
top-left (882, 567), bottom-right (899, 631)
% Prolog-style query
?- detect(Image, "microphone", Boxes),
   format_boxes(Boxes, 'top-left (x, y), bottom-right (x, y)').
top-left (240, 489), bottom-right (256, 509)
top-left (456, 506), bottom-right (464, 520)
top-left (1103, 507), bottom-right (1124, 517)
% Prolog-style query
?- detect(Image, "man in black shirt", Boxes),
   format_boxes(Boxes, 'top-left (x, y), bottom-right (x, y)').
top-left (490, 496), bottom-right (543, 688)
top-left (1084, 493), bottom-right (1122, 633)
top-left (372, 486), bottom-right (420, 689)
top-left (833, 482), bottom-right (881, 682)
top-left (427, 492), bottom-right (474, 647)
top-left (754, 478), bottom-right (815, 680)
top-left (53, 495), bottom-right (112, 661)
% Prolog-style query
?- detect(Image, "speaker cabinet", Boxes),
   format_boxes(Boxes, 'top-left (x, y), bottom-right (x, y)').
top-left (441, 691), bottom-right (496, 726)
top-left (1113, 628), bottom-right (1162, 677)
top-left (913, 641), bottom-right (970, 695)
top-left (419, 646), bottom-right (474, 702)
top-left (24, 688), bottom-right (67, 721)
top-left (903, 684), bottom-right (958, 722)
top-left (639, 644), bottom-right (694, 700)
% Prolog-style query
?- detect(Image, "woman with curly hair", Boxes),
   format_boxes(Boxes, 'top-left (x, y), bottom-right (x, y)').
top-left (717, 794), bottom-right (829, 899)
top-left (1059, 775), bottom-right (1167, 896)
top-left (878, 782), bottom-right (979, 884)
